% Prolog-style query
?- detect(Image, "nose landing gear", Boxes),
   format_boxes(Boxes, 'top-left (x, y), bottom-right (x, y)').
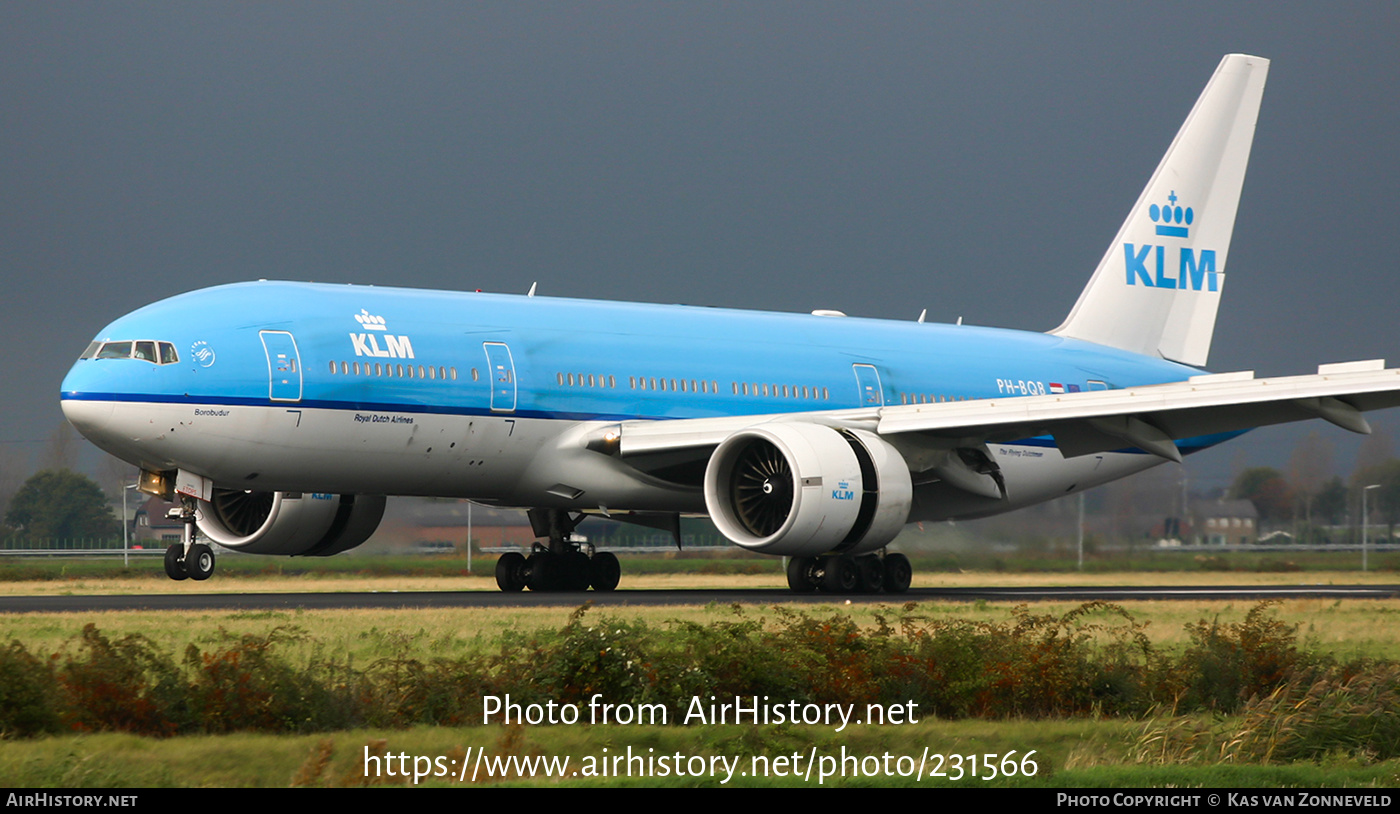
top-left (162, 496), bottom-right (216, 581)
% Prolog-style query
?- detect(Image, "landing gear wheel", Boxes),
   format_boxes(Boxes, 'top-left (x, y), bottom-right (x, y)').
top-left (185, 543), bottom-right (216, 581)
top-left (857, 555), bottom-right (885, 593)
top-left (526, 553), bottom-right (557, 592)
top-left (883, 553), bottom-right (912, 594)
top-left (786, 556), bottom-right (817, 592)
top-left (163, 544), bottom-right (188, 581)
top-left (590, 552), bottom-right (621, 592)
top-left (495, 552), bottom-right (527, 592)
top-left (820, 555), bottom-right (859, 593)
top-left (563, 550), bottom-right (592, 591)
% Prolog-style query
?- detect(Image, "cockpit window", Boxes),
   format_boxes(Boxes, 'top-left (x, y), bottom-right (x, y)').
top-left (88, 340), bottom-right (181, 365)
top-left (97, 341), bottom-right (133, 360)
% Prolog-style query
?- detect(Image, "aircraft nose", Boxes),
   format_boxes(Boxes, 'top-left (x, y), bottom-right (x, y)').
top-left (60, 355), bottom-right (127, 449)
top-left (60, 394), bottom-right (113, 442)
top-left (62, 360), bottom-right (110, 438)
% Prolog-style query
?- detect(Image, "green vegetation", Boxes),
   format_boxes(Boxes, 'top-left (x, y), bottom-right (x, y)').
top-left (3, 470), bottom-right (118, 544)
top-left (0, 602), bottom-right (1386, 734)
top-left (4, 720), bottom-right (1398, 788)
top-left (2, 601), bottom-right (1400, 787)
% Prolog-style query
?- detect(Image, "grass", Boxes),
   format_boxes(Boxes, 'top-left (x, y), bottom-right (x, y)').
top-left (3, 720), bottom-right (1397, 787)
top-left (3, 563), bottom-right (1400, 788)
top-left (5, 596), bottom-right (1400, 660)
top-left (0, 548), bottom-right (1396, 596)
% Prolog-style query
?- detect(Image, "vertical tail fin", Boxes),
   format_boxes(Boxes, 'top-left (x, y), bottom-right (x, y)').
top-left (1051, 54), bottom-right (1269, 367)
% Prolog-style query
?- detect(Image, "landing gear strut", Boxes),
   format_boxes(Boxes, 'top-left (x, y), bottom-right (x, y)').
top-left (163, 496), bottom-right (216, 581)
top-left (786, 551), bottom-right (911, 594)
top-left (494, 509), bottom-right (620, 592)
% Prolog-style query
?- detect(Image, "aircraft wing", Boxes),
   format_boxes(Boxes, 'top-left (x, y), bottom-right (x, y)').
top-left (618, 359), bottom-right (1400, 465)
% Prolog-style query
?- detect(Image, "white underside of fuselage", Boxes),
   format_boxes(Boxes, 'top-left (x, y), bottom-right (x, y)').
top-left (63, 399), bottom-right (1164, 523)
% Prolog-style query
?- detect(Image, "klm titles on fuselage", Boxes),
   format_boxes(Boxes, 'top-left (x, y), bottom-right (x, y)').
top-left (1124, 192), bottom-right (1219, 292)
top-left (349, 332), bottom-right (415, 359)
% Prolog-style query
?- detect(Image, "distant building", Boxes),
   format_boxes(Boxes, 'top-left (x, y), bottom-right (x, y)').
top-left (1189, 498), bottom-right (1259, 546)
top-left (132, 496), bottom-right (183, 546)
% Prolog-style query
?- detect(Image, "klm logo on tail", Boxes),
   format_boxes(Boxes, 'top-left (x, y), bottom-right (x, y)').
top-left (1124, 191), bottom-right (1219, 291)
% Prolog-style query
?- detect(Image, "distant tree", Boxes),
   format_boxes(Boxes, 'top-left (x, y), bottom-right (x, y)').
top-left (1354, 426), bottom-right (1396, 476)
top-left (4, 470), bottom-right (118, 541)
top-left (40, 422), bottom-right (77, 472)
top-left (1287, 431), bottom-right (1334, 527)
top-left (1229, 467), bottom-right (1293, 526)
top-left (1313, 476), bottom-right (1349, 527)
top-left (0, 447), bottom-right (23, 519)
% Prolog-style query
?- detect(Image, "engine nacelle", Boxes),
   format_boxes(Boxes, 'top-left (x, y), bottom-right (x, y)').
top-left (195, 490), bottom-right (386, 556)
top-left (703, 423), bottom-right (912, 556)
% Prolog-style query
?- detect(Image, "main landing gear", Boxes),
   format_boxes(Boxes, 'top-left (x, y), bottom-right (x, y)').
top-left (785, 552), bottom-right (911, 594)
top-left (162, 497), bottom-right (216, 581)
top-left (495, 509), bottom-right (620, 593)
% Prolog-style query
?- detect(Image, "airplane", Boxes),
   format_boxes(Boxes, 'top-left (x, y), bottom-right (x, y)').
top-left (59, 54), bottom-right (1400, 593)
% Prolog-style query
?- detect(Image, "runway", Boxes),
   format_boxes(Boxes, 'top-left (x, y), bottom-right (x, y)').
top-left (1, 584), bottom-right (1396, 613)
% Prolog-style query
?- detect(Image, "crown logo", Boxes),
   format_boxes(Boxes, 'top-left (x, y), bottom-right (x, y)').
top-left (1149, 190), bottom-right (1194, 238)
top-left (354, 309), bottom-right (387, 331)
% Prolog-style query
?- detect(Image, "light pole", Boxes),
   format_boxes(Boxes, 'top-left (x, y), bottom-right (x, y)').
top-left (121, 482), bottom-right (138, 568)
top-left (1363, 483), bottom-right (1380, 573)
top-left (1077, 491), bottom-right (1085, 571)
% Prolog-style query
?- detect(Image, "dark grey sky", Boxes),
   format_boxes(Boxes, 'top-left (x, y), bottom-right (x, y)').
top-left (4, 2), bottom-right (1398, 489)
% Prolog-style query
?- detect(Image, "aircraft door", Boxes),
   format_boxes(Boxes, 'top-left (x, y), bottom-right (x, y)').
top-left (260, 330), bottom-right (302, 402)
top-left (852, 363), bottom-right (884, 407)
top-left (483, 342), bottom-right (517, 412)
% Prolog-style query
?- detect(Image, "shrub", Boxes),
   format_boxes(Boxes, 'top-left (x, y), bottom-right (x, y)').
top-left (1171, 602), bottom-right (1311, 712)
top-left (0, 640), bottom-right (60, 737)
top-left (57, 624), bottom-right (188, 736)
top-left (185, 626), bottom-right (356, 733)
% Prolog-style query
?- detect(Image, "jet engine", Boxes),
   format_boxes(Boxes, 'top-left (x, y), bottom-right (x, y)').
top-left (703, 423), bottom-right (912, 556)
top-left (195, 490), bottom-right (386, 556)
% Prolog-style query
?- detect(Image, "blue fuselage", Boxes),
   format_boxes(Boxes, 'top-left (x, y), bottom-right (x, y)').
top-left (60, 281), bottom-right (1223, 519)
